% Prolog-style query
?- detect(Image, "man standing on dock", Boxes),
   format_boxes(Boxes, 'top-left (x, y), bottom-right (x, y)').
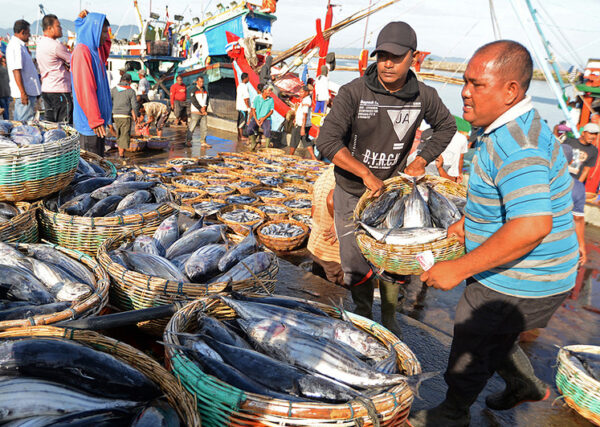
top-left (169, 75), bottom-right (187, 126)
top-left (410, 41), bottom-right (578, 426)
top-left (6, 20), bottom-right (41, 122)
top-left (186, 76), bottom-right (210, 149)
top-left (563, 122), bottom-right (599, 185)
top-left (315, 22), bottom-right (456, 338)
top-left (37, 14), bottom-right (72, 124)
top-left (247, 83), bottom-right (274, 151)
top-left (236, 72), bottom-right (251, 142)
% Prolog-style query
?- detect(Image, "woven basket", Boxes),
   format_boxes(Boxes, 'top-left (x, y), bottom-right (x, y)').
top-left (253, 164), bottom-right (286, 176)
top-left (172, 176), bottom-right (207, 192)
top-left (0, 243), bottom-right (109, 330)
top-left (139, 164), bottom-right (170, 174)
top-left (556, 345), bottom-right (600, 425)
top-left (164, 297), bottom-right (419, 427)
top-left (172, 189), bottom-right (207, 205)
top-left (181, 165), bottom-right (213, 178)
top-left (253, 186), bottom-right (290, 204)
top-left (354, 175), bottom-right (466, 275)
top-left (0, 124), bottom-right (80, 202)
top-left (257, 219), bottom-right (309, 252)
top-left (167, 158), bottom-right (198, 172)
top-left (289, 212), bottom-right (312, 228)
top-left (128, 137), bottom-right (147, 152)
top-left (97, 228), bottom-right (278, 333)
top-left (147, 137), bottom-right (170, 150)
top-left (257, 147), bottom-right (286, 156)
top-left (256, 203), bottom-right (291, 221)
top-left (80, 150), bottom-right (117, 178)
top-left (188, 198), bottom-right (228, 219)
top-left (203, 174), bottom-right (235, 186)
top-left (218, 151), bottom-right (248, 161)
top-left (230, 178), bottom-right (261, 195)
top-left (0, 326), bottom-right (200, 426)
top-left (204, 185), bottom-right (237, 200)
top-left (207, 163), bottom-right (241, 175)
top-left (217, 204), bottom-right (266, 236)
top-left (0, 201), bottom-right (39, 243)
top-left (38, 202), bottom-right (176, 256)
top-left (278, 181), bottom-right (313, 195)
top-left (282, 194), bottom-right (313, 215)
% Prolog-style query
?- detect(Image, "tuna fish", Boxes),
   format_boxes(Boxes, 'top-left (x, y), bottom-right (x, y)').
top-left (115, 190), bottom-right (152, 211)
top-left (83, 195), bottom-right (124, 217)
top-left (360, 190), bottom-right (401, 226)
top-left (403, 181), bottom-right (432, 228)
top-left (90, 181), bottom-right (155, 199)
top-left (218, 231), bottom-right (259, 272)
top-left (359, 222), bottom-right (447, 246)
top-left (184, 244), bottom-right (227, 282)
top-left (25, 244), bottom-right (96, 288)
top-left (427, 185), bottom-right (461, 228)
top-left (209, 252), bottom-right (271, 284)
top-left (121, 251), bottom-right (186, 282)
top-left (152, 214), bottom-right (179, 253)
top-left (382, 195), bottom-right (406, 229)
top-left (0, 264), bottom-right (56, 304)
top-left (165, 225), bottom-right (225, 260)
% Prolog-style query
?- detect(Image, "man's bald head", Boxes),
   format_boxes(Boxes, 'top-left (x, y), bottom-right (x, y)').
top-left (473, 40), bottom-right (533, 91)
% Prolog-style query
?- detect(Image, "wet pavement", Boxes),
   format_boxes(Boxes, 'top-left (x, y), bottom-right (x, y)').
top-left (112, 125), bottom-right (599, 426)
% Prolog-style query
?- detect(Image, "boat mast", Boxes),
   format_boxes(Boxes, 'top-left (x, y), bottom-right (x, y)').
top-left (510, 0), bottom-right (579, 136)
top-left (316, 1), bottom-right (334, 77)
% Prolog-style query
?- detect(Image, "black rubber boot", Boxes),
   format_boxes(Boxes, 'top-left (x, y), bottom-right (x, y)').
top-left (350, 280), bottom-right (374, 320)
top-left (408, 394), bottom-right (471, 427)
top-left (379, 279), bottom-right (403, 340)
top-left (485, 346), bottom-right (550, 410)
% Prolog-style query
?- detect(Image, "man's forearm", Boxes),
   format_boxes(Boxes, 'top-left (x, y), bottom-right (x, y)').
top-left (450, 216), bottom-right (553, 280)
top-left (574, 216), bottom-right (585, 250)
top-left (331, 147), bottom-right (372, 180)
top-left (12, 70), bottom-right (26, 95)
top-left (579, 167), bottom-right (590, 182)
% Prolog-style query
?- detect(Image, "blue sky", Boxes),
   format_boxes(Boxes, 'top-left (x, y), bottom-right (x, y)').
top-left (3, 0), bottom-right (600, 68)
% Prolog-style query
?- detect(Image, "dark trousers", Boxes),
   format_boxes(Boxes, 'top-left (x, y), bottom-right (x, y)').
top-left (42, 92), bottom-right (73, 124)
top-left (114, 117), bottom-right (131, 150)
top-left (445, 280), bottom-right (568, 405)
top-left (0, 97), bottom-right (10, 120)
top-left (173, 100), bottom-right (187, 121)
top-left (246, 117), bottom-right (271, 138)
top-left (80, 134), bottom-right (105, 157)
top-left (332, 185), bottom-right (372, 286)
top-left (290, 125), bottom-right (312, 148)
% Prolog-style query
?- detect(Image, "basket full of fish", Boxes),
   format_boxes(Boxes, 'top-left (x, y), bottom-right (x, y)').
top-left (39, 167), bottom-right (176, 256)
top-left (164, 295), bottom-right (428, 427)
top-left (217, 204), bottom-right (266, 236)
top-left (257, 219), bottom-right (310, 252)
top-left (0, 326), bottom-right (200, 426)
top-left (0, 201), bottom-right (39, 243)
top-left (97, 214), bottom-right (278, 333)
top-left (556, 345), bottom-right (600, 425)
top-left (0, 121), bottom-right (80, 202)
top-left (354, 176), bottom-right (467, 275)
top-left (0, 242), bottom-right (109, 330)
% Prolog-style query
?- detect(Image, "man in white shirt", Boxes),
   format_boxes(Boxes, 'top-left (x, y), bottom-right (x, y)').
top-left (236, 72), bottom-right (250, 141)
top-left (137, 69), bottom-right (150, 103)
top-left (6, 20), bottom-right (41, 122)
top-left (314, 65), bottom-right (330, 114)
top-left (289, 85), bottom-right (316, 159)
top-left (37, 14), bottom-right (72, 123)
top-left (187, 76), bottom-right (210, 150)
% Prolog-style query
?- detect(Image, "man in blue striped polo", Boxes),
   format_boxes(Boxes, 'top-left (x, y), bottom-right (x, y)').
top-left (410, 40), bottom-right (578, 426)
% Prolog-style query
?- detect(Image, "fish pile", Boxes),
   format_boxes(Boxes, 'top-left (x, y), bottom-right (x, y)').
top-left (254, 189), bottom-right (287, 200)
top-left (257, 204), bottom-right (289, 216)
top-left (207, 175), bottom-right (233, 183)
top-left (255, 166), bottom-right (282, 174)
top-left (184, 166), bottom-right (211, 174)
top-left (169, 158), bottom-right (197, 166)
top-left (258, 157), bottom-right (285, 166)
top-left (176, 178), bottom-right (205, 189)
top-left (283, 198), bottom-right (312, 210)
top-left (220, 209), bottom-right (262, 224)
top-left (282, 186), bottom-right (310, 194)
top-left (0, 243), bottom-right (96, 321)
top-left (205, 185), bottom-right (234, 194)
top-left (169, 294), bottom-right (434, 403)
top-left (0, 337), bottom-right (180, 425)
top-left (259, 176), bottom-right (284, 186)
top-left (109, 214), bottom-right (272, 284)
top-left (235, 180), bottom-right (259, 189)
top-left (0, 202), bottom-right (22, 224)
top-left (44, 158), bottom-right (172, 218)
top-left (0, 121), bottom-right (68, 148)
top-left (192, 201), bottom-right (227, 216)
top-left (282, 173), bottom-right (305, 181)
top-left (290, 213), bottom-right (312, 226)
top-left (562, 347), bottom-right (600, 381)
top-left (226, 195), bottom-right (258, 205)
top-left (359, 179), bottom-right (465, 246)
top-left (260, 222), bottom-right (305, 238)
top-left (176, 191), bottom-right (202, 200)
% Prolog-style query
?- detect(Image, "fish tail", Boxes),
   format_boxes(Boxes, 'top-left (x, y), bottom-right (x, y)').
top-left (404, 371), bottom-right (441, 399)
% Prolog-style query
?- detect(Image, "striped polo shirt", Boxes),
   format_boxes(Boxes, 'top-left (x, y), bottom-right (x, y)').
top-left (465, 97), bottom-right (578, 297)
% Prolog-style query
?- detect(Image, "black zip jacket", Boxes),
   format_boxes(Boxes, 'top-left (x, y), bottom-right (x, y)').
top-left (315, 63), bottom-right (456, 197)
top-left (188, 86), bottom-right (210, 113)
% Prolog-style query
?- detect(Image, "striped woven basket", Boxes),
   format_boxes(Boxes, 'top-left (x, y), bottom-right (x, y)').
top-left (0, 124), bottom-right (80, 201)
top-left (278, 181), bottom-right (314, 196)
top-left (0, 326), bottom-right (200, 426)
top-left (256, 203), bottom-right (291, 221)
top-left (164, 297), bottom-right (420, 427)
top-left (172, 176), bottom-right (207, 192)
top-left (38, 202), bottom-right (176, 256)
top-left (0, 201), bottom-right (39, 243)
top-left (230, 178), bottom-right (261, 195)
top-left (257, 147), bottom-right (286, 156)
top-left (354, 175), bottom-right (467, 275)
top-left (97, 228), bottom-right (278, 334)
top-left (0, 243), bottom-right (110, 330)
top-left (253, 186), bottom-right (290, 204)
top-left (172, 188), bottom-right (207, 205)
top-left (556, 345), bottom-right (600, 425)
top-left (256, 219), bottom-right (310, 252)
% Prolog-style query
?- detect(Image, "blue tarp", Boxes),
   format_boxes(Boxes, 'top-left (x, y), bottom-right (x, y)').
top-left (245, 14), bottom-right (271, 32)
top-left (205, 16), bottom-right (244, 56)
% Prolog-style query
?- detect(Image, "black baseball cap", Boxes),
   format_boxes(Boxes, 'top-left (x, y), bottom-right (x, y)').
top-left (370, 21), bottom-right (417, 57)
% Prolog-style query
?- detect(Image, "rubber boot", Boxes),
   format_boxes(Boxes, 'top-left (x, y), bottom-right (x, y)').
top-left (350, 280), bottom-right (374, 320)
top-left (408, 393), bottom-right (471, 427)
top-left (379, 279), bottom-right (403, 340)
top-left (485, 346), bottom-right (550, 410)
top-left (264, 137), bottom-right (271, 148)
top-left (249, 134), bottom-right (259, 151)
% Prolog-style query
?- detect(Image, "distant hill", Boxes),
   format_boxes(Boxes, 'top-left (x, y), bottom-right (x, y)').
top-left (0, 19), bottom-right (140, 41)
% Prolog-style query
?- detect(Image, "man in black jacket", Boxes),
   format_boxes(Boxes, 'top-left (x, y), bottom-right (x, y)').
top-left (187, 76), bottom-right (210, 149)
top-left (316, 22), bottom-right (456, 337)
